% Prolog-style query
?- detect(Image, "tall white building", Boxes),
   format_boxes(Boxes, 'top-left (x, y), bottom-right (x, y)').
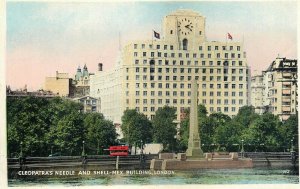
top-left (90, 9), bottom-right (251, 124)
top-left (262, 57), bottom-right (297, 121)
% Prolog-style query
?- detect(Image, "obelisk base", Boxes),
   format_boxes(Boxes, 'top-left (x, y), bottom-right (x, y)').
top-left (186, 147), bottom-right (204, 159)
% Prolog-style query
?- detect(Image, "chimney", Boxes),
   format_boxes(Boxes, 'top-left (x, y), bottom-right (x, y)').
top-left (98, 63), bottom-right (103, 71)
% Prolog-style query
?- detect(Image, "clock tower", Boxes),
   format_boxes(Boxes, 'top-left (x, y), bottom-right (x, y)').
top-left (162, 9), bottom-right (206, 50)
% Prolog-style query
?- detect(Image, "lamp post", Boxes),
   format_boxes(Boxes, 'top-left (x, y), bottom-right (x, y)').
top-left (20, 141), bottom-right (23, 158)
top-left (291, 139), bottom-right (294, 152)
top-left (241, 139), bottom-right (244, 158)
top-left (82, 140), bottom-right (85, 156)
top-left (140, 140), bottom-right (143, 155)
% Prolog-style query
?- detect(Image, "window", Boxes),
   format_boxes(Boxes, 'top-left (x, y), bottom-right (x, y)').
top-left (143, 52), bottom-right (146, 57)
top-left (199, 46), bottom-right (202, 50)
top-left (142, 44), bottom-right (145, 49)
top-left (151, 52), bottom-right (155, 57)
top-left (208, 46), bottom-right (211, 51)
top-left (239, 99), bottom-right (243, 105)
top-left (134, 52), bottom-right (138, 57)
top-left (136, 99), bottom-right (140, 104)
top-left (173, 91), bottom-right (177, 96)
top-left (183, 39), bottom-right (188, 50)
top-left (134, 44), bottom-right (137, 49)
top-left (143, 99), bottom-right (147, 104)
top-left (135, 60), bottom-right (139, 64)
top-left (157, 45), bottom-right (160, 49)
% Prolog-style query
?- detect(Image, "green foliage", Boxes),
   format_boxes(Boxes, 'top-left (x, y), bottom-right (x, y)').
top-left (179, 105), bottom-right (296, 153)
top-left (84, 113), bottom-right (117, 155)
top-left (121, 109), bottom-right (153, 146)
top-left (233, 106), bottom-right (260, 128)
top-left (7, 96), bottom-right (117, 157)
top-left (152, 106), bottom-right (177, 151)
top-left (281, 115), bottom-right (298, 150)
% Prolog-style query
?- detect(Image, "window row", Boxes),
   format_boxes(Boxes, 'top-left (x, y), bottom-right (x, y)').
top-left (130, 90), bottom-right (246, 97)
top-left (134, 106), bottom-right (239, 113)
top-left (134, 82), bottom-right (246, 90)
top-left (133, 44), bottom-right (241, 52)
top-left (134, 67), bottom-right (246, 74)
top-left (133, 52), bottom-right (243, 59)
top-left (134, 59), bottom-right (245, 67)
top-left (132, 98), bottom-right (245, 105)
top-left (133, 75), bottom-right (248, 82)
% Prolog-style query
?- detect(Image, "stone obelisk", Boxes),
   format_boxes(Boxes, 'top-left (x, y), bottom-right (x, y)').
top-left (186, 80), bottom-right (204, 158)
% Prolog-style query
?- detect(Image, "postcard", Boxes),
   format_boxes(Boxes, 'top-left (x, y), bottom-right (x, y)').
top-left (1, 1), bottom-right (299, 189)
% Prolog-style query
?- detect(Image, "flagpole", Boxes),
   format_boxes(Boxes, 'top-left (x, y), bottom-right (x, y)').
top-left (152, 30), bottom-right (154, 46)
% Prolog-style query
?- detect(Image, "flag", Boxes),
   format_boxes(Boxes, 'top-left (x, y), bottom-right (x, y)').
top-left (154, 30), bottom-right (160, 39)
top-left (227, 33), bottom-right (233, 40)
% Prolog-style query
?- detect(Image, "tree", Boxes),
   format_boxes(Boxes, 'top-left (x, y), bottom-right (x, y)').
top-left (242, 113), bottom-right (282, 152)
top-left (280, 115), bottom-right (298, 151)
top-left (214, 120), bottom-right (244, 152)
top-left (7, 97), bottom-right (51, 157)
top-left (84, 113), bottom-right (117, 154)
top-left (234, 106), bottom-right (260, 128)
top-left (152, 106), bottom-right (177, 151)
top-left (121, 109), bottom-right (153, 146)
top-left (53, 112), bottom-right (85, 156)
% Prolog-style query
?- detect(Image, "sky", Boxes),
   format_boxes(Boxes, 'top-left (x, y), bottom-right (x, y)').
top-left (6, 1), bottom-right (298, 90)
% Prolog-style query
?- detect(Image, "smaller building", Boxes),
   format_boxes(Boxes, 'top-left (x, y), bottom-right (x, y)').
top-left (72, 95), bottom-right (100, 113)
top-left (73, 64), bottom-right (94, 97)
top-left (44, 71), bottom-right (74, 97)
top-left (251, 71), bottom-right (266, 114)
top-left (7, 85), bottom-right (58, 98)
top-left (251, 57), bottom-right (297, 121)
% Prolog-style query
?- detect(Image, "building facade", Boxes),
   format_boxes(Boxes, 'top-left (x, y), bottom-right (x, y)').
top-left (74, 64), bottom-right (94, 97)
top-left (262, 57), bottom-right (297, 121)
top-left (72, 95), bottom-right (100, 113)
top-left (44, 71), bottom-right (74, 97)
top-left (90, 9), bottom-right (251, 124)
top-left (251, 71), bottom-right (266, 114)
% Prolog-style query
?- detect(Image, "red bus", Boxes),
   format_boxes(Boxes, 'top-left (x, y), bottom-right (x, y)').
top-left (109, 146), bottom-right (129, 156)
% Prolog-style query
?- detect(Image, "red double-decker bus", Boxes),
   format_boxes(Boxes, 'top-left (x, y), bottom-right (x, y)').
top-left (109, 146), bottom-right (129, 156)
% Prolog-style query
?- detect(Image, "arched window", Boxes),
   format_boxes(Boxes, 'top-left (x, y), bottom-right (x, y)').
top-left (183, 39), bottom-right (188, 50)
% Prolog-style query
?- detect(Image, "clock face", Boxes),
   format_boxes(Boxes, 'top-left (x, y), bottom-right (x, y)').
top-left (178, 18), bottom-right (193, 36)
